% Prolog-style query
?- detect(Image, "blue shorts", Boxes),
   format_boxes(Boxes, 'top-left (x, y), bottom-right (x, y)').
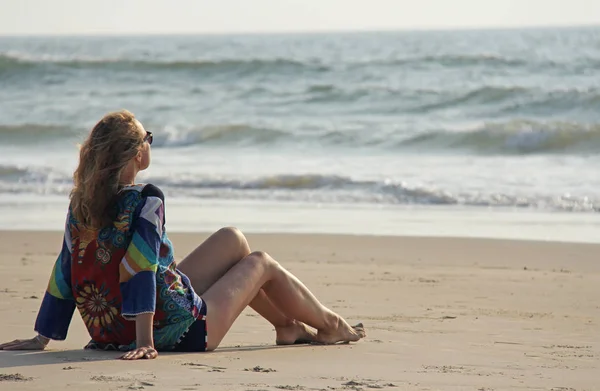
top-left (173, 300), bottom-right (208, 352)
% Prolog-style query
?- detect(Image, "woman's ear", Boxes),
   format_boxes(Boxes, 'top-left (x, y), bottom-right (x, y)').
top-left (136, 150), bottom-right (142, 164)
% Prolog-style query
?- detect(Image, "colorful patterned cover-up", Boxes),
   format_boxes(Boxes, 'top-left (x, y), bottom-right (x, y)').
top-left (34, 184), bottom-right (204, 351)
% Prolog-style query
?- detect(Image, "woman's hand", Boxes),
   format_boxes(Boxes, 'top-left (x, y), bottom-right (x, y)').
top-left (120, 313), bottom-right (157, 360)
top-left (120, 345), bottom-right (158, 360)
top-left (0, 335), bottom-right (48, 351)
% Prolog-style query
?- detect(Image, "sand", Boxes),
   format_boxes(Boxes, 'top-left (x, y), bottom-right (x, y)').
top-left (0, 231), bottom-right (598, 391)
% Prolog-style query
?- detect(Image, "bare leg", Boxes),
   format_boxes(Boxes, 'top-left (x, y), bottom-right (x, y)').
top-left (177, 227), bottom-right (316, 344)
top-left (202, 251), bottom-right (366, 351)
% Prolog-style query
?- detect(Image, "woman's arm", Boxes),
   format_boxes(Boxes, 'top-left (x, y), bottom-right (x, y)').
top-left (119, 189), bottom-right (165, 360)
top-left (120, 313), bottom-right (158, 360)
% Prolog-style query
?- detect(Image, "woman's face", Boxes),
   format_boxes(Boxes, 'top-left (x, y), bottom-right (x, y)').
top-left (135, 119), bottom-right (152, 171)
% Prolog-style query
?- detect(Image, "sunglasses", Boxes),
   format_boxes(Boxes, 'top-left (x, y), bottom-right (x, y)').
top-left (143, 131), bottom-right (153, 145)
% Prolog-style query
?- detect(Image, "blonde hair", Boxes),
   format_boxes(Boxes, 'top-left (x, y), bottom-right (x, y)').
top-left (70, 110), bottom-right (144, 228)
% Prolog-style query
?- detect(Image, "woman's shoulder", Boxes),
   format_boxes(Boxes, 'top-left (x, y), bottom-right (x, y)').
top-left (120, 183), bottom-right (164, 201)
top-left (140, 183), bottom-right (164, 201)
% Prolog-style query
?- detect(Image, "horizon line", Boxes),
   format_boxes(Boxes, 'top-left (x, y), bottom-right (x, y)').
top-left (1, 22), bottom-right (598, 38)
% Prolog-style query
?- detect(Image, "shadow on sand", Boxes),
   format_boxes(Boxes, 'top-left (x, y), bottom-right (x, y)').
top-left (0, 343), bottom-right (307, 369)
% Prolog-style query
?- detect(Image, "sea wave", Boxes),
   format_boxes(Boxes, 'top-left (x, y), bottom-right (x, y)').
top-left (363, 53), bottom-right (530, 68)
top-left (3, 119), bottom-right (600, 155)
top-left (3, 51), bottom-right (587, 74)
top-left (409, 86), bottom-right (529, 112)
top-left (0, 164), bottom-right (72, 195)
top-left (398, 120), bottom-right (600, 154)
top-left (0, 164), bottom-right (28, 178)
top-left (1, 168), bottom-right (597, 212)
top-left (148, 173), bottom-right (598, 212)
top-left (151, 120), bottom-right (600, 155)
top-left (155, 124), bottom-right (290, 147)
top-left (0, 52), bottom-right (328, 73)
top-left (0, 124), bottom-right (81, 143)
top-left (300, 84), bottom-right (600, 112)
top-left (104, 173), bottom-right (600, 212)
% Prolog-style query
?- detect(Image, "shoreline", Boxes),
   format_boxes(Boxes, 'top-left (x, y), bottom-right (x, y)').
top-left (2, 196), bottom-right (599, 244)
top-left (2, 229), bottom-right (600, 247)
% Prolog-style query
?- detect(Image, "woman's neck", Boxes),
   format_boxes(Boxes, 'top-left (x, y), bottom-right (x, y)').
top-left (119, 161), bottom-right (138, 186)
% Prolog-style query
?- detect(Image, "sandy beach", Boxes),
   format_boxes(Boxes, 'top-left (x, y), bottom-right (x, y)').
top-left (0, 231), bottom-right (597, 391)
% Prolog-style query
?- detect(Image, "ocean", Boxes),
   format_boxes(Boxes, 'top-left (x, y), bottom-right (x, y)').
top-left (1, 27), bottom-right (599, 242)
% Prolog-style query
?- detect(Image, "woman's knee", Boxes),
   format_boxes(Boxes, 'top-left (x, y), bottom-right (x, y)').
top-left (215, 226), bottom-right (250, 257)
top-left (243, 250), bottom-right (278, 271)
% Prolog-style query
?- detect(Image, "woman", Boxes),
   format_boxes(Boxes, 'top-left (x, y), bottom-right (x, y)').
top-left (0, 110), bottom-right (365, 360)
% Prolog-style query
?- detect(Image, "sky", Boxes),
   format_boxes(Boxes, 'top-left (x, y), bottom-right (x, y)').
top-left (0, 0), bottom-right (598, 35)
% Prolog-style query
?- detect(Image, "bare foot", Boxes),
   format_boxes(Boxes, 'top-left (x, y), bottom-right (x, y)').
top-left (275, 320), bottom-right (318, 345)
top-left (315, 317), bottom-right (366, 345)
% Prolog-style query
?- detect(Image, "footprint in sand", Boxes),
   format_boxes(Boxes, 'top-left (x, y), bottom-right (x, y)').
top-left (0, 373), bottom-right (32, 382)
top-left (244, 366), bottom-right (276, 373)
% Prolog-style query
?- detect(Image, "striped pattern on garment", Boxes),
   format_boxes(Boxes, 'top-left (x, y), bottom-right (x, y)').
top-left (119, 196), bottom-right (164, 283)
top-left (47, 212), bottom-right (74, 300)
